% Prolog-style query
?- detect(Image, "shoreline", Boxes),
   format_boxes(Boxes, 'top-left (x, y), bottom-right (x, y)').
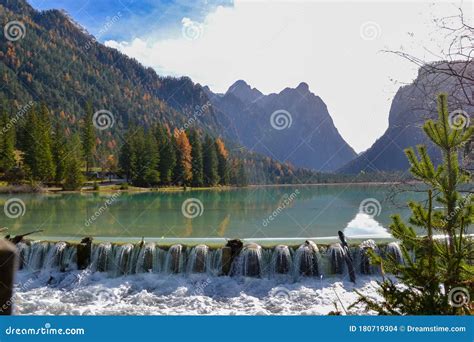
top-left (0, 181), bottom-right (416, 194)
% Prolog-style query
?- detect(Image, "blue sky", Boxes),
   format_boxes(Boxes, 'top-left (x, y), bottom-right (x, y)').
top-left (25, 1), bottom-right (472, 153)
top-left (29, 0), bottom-right (233, 41)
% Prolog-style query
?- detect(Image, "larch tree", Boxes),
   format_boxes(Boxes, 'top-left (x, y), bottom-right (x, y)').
top-left (215, 137), bottom-right (229, 185)
top-left (173, 128), bottom-right (193, 185)
top-left (81, 101), bottom-right (96, 173)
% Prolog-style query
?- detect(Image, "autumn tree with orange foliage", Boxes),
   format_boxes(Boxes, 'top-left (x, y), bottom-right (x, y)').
top-left (215, 137), bottom-right (229, 185)
top-left (173, 128), bottom-right (193, 185)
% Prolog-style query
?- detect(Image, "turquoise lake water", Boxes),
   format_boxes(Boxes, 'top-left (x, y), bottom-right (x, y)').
top-left (1, 184), bottom-right (437, 242)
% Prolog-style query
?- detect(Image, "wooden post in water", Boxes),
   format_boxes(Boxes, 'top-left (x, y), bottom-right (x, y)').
top-left (0, 239), bottom-right (17, 315)
top-left (77, 237), bottom-right (93, 270)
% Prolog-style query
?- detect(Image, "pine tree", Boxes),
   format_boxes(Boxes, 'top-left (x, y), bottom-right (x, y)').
top-left (237, 160), bottom-right (248, 187)
top-left (215, 137), bottom-right (229, 185)
top-left (156, 125), bottom-right (176, 186)
top-left (173, 128), bottom-right (193, 186)
top-left (52, 122), bottom-right (67, 184)
top-left (23, 104), bottom-right (55, 182)
top-left (63, 134), bottom-right (84, 191)
top-left (143, 130), bottom-right (159, 186)
top-left (353, 94), bottom-right (473, 315)
top-left (202, 135), bottom-right (219, 186)
top-left (0, 103), bottom-right (16, 172)
top-left (81, 101), bottom-right (96, 173)
top-left (119, 128), bottom-right (135, 182)
top-left (188, 129), bottom-right (204, 187)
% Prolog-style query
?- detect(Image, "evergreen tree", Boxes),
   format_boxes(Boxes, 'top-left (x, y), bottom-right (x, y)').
top-left (188, 129), bottom-right (204, 187)
top-left (143, 130), bottom-right (160, 186)
top-left (23, 104), bottom-right (55, 182)
top-left (173, 129), bottom-right (193, 185)
top-left (202, 135), bottom-right (219, 186)
top-left (353, 94), bottom-right (473, 315)
top-left (81, 101), bottom-right (96, 173)
top-left (237, 160), bottom-right (248, 187)
top-left (52, 122), bottom-right (67, 184)
top-left (63, 134), bottom-right (84, 191)
top-left (154, 124), bottom-right (175, 185)
top-left (119, 128), bottom-right (135, 182)
top-left (0, 103), bottom-right (16, 172)
top-left (215, 137), bottom-right (230, 185)
top-left (126, 128), bottom-right (159, 187)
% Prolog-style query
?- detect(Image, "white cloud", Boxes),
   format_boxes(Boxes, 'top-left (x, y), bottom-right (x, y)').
top-left (105, 0), bottom-right (472, 152)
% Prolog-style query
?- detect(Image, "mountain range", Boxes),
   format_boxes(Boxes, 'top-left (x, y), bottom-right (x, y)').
top-left (205, 80), bottom-right (357, 172)
top-left (339, 62), bottom-right (473, 174)
top-left (1, 0), bottom-right (471, 177)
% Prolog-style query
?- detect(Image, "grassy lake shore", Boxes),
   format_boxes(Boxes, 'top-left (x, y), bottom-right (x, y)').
top-left (0, 181), bottom-right (413, 194)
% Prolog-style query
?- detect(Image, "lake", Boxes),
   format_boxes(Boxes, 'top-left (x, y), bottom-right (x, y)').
top-left (1, 184), bottom-right (435, 243)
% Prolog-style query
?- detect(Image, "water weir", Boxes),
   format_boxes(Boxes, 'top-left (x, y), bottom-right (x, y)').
top-left (15, 238), bottom-right (403, 281)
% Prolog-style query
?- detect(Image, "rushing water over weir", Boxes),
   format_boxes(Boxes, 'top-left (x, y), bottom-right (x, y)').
top-left (16, 240), bottom-right (404, 280)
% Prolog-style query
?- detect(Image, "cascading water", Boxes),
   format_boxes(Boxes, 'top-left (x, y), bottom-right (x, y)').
top-left (294, 241), bottom-right (320, 277)
top-left (165, 244), bottom-right (184, 274)
top-left (135, 243), bottom-right (155, 273)
top-left (358, 239), bottom-right (379, 274)
top-left (114, 243), bottom-right (134, 276)
top-left (187, 244), bottom-right (209, 273)
top-left (91, 243), bottom-right (112, 272)
top-left (385, 242), bottom-right (404, 265)
top-left (235, 243), bottom-right (263, 277)
top-left (272, 244), bottom-right (292, 275)
top-left (327, 243), bottom-right (345, 275)
top-left (14, 240), bottom-right (408, 281)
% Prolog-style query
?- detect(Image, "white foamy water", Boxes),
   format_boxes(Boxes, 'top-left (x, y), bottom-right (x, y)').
top-left (13, 269), bottom-right (381, 315)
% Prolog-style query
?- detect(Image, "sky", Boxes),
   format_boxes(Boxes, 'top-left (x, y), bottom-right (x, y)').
top-left (31, 0), bottom-right (473, 153)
